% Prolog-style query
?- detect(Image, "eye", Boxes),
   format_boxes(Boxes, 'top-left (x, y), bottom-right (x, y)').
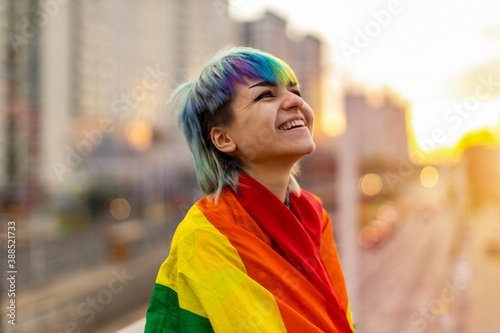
top-left (289, 89), bottom-right (302, 97)
top-left (254, 90), bottom-right (275, 101)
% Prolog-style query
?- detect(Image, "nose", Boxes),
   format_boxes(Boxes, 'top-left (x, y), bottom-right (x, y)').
top-left (282, 90), bottom-right (304, 111)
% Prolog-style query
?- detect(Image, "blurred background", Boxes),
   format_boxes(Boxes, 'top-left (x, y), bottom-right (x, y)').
top-left (1, 0), bottom-right (500, 332)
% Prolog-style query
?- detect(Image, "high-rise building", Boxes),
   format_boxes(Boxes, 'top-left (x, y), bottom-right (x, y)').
top-left (33, 0), bottom-right (248, 225)
top-left (0, 0), bottom-right (7, 205)
top-left (242, 12), bottom-right (291, 62)
top-left (291, 35), bottom-right (322, 118)
top-left (463, 145), bottom-right (500, 204)
top-left (1, 0), bottom-right (42, 214)
top-left (34, 0), bottom-right (240, 201)
top-left (344, 91), bottom-right (409, 171)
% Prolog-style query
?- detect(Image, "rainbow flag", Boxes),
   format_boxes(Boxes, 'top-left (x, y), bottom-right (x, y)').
top-left (146, 172), bottom-right (354, 332)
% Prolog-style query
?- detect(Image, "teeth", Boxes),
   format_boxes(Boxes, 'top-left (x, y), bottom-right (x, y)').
top-left (279, 119), bottom-right (305, 131)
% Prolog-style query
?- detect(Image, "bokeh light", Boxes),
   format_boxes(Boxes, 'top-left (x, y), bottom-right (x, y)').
top-left (125, 121), bottom-right (153, 151)
top-left (359, 173), bottom-right (383, 196)
top-left (420, 166), bottom-right (439, 188)
top-left (110, 198), bottom-right (131, 220)
top-left (373, 219), bottom-right (392, 238)
top-left (322, 111), bottom-right (346, 137)
top-left (377, 204), bottom-right (398, 223)
top-left (358, 226), bottom-right (379, 248)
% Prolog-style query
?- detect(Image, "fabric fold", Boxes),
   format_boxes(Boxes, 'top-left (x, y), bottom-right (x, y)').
top-left (232, 171), bottom-right (352, 332)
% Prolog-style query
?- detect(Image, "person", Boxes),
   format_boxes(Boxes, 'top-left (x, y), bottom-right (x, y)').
top-left (145, 46), bottom-right (354, 332)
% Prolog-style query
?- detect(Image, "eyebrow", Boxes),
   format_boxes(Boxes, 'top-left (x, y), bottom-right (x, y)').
top-left (248, 80), bottom-right (298, 89)
top-left (248, 80), bottom-right (276, 89)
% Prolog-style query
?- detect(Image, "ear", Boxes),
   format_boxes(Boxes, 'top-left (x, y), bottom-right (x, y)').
top-left (210, 127), bottom-right (236, 153)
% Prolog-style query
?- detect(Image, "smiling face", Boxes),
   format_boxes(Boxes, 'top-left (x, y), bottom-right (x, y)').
top-left (210, 77), bottom-right (316, 169)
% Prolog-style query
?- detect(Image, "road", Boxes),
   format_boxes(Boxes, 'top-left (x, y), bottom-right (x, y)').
top-left (355, 176), bottom-right (468, 333)
top-left (355, 173), bottom-right (500, 333)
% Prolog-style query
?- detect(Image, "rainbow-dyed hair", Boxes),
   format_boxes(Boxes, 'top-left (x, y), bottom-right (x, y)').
top-left (171, 46), bottom-right (302, 202)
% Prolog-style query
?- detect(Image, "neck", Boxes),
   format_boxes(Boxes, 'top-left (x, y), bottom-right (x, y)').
top-left (246, 163), bottom-right (293, 202)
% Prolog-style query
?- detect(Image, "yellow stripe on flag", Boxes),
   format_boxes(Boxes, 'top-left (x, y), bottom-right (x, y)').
top-left (156, 205), bottom-right (287, 332)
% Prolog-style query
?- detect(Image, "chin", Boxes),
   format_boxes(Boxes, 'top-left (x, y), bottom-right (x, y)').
top-left (304, 141), bottom-right (316, 155)
top-left (292, 141), bottom-right (316, 158)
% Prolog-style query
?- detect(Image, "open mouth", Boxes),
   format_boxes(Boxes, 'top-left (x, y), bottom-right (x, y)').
top-left (278, 119), bottom-right (306, 131)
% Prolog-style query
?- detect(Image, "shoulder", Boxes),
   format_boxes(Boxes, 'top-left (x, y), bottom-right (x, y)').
top-left (163, 199), bottom-right (247, 279)
top-left (169, 198), bottom-right (238, 261)
top-left (172, 203), bottom-right (221, 247)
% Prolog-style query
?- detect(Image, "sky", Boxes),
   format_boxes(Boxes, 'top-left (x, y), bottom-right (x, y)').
top-left (230, 0), bottom-right (500, 153)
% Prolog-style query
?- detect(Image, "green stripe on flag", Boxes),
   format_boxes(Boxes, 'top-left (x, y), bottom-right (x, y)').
top-left (145, 283), bottom-right (214, 333)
